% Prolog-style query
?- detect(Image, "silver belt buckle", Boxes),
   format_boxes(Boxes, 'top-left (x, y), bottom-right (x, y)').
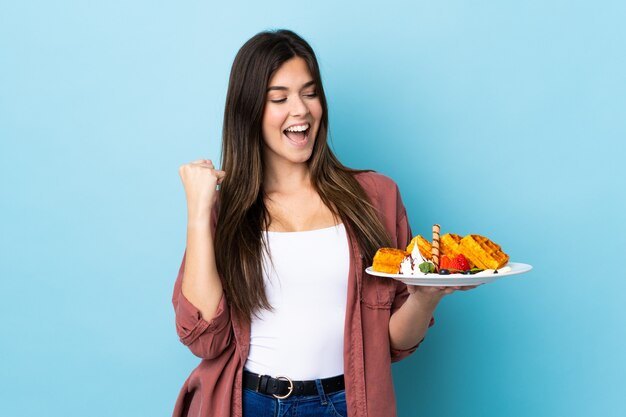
top-left (272, 375), bottom-right (294, 399)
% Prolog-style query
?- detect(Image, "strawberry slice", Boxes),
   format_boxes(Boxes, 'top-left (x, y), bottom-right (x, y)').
top-left (450, 254), bottom-right (470, 272)
top-left (439, 255), bottom-right (452, 270)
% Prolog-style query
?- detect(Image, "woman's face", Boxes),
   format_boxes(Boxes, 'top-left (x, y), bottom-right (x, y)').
top-left (262, 57), bottom-right (323, 168)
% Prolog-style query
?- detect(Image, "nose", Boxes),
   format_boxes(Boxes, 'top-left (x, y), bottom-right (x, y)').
top-left (288, 95), bottom-right (309, 117)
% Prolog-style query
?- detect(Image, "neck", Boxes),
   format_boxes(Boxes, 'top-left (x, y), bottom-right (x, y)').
top-left (263, 160), bottom-right (312, 194)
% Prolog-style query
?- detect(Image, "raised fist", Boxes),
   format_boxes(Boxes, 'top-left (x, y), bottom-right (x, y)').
top-left (178, 159), bottom-right (225, 220)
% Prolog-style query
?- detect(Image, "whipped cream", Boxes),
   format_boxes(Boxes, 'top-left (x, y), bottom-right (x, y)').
top-left (399, 256), bottom-right (413, 275)
top-left (472, 265), bottom-right (512, 276)
top-left (399, 243), bottom-right (434, 275)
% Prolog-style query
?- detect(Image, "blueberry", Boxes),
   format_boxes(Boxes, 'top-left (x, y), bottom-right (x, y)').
top-left (439, 269), bottom-right (450, 275)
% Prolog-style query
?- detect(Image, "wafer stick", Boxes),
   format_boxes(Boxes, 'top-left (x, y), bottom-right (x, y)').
top-left (432, 224), bottom-right (441, 268)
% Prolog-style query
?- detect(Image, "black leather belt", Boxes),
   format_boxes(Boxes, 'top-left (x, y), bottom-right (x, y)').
top-left (243, 370), bottom-right (345, 399)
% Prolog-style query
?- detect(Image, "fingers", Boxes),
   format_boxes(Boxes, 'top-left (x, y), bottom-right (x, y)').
top-left (419, 283), bottom-right (483, 299)
top-left (454, 285), bottom-right (481, 291)
top-left (183, 159), bottom-right (222, 172)
top-left (214, 170), bottom-right (226, 185)
top-left (441, 284), bottom-right (481, 294)
top-left (190, 159), bottom-right (214, 166)
top-left (433, 286), bottom-right (455, 295)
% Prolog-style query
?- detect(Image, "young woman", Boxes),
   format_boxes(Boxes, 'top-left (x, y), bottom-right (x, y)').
top-left (172, 29), bottom-right (471, 417)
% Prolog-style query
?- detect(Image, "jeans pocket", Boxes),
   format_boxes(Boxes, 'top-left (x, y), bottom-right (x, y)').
top-left (242, 388), bottom-right (275, 417)
top-left (326, 390), bottom-right (348, 417)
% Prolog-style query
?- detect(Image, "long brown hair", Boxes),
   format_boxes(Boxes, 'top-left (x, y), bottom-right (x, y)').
top-left (215, 29), bottom-right (392, 322)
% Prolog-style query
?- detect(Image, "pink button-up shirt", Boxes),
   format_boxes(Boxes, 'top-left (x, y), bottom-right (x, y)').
top-left (171, 171), bottom-right (434, 417)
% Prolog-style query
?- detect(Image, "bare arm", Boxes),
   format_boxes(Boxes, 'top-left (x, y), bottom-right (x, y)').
top-left (179, 159), bottom-right (226, 321)
top-left (389, 285), bottom-right (478, 350)
top-left (389, 289), bottom-right (442, 350)
top-left (182, 218), bottom-right (223, 321)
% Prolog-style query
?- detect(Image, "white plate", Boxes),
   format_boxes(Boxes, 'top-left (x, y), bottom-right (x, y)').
top-left (365, 262), bottom-right (532, 286)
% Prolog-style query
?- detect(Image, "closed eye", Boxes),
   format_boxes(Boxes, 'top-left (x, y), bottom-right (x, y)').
top-left (269, 92), bottom-right (317, 104)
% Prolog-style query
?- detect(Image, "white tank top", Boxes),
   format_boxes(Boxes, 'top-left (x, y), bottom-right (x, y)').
top-left (244, 223), bottom-right (350, 380)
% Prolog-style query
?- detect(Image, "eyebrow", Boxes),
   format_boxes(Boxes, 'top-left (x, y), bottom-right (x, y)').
top-left (267, 80), bottom-right (316, 92)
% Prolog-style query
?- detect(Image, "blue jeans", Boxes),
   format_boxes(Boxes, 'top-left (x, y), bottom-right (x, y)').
top-left (242, 379), bottom-right (348, 417)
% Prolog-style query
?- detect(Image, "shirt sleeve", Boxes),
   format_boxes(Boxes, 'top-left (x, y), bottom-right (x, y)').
top-left (172, 250), bottom-right (234, 359)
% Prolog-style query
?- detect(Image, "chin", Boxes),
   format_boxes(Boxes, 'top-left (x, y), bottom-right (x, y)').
top-left (289, 149), bottom-right (315, 164)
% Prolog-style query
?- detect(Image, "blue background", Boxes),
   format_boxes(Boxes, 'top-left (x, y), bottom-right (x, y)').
top-left (1, 1), bottom-right (625, 416)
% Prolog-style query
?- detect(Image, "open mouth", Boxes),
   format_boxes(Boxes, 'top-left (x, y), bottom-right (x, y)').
top-left (283, 124), bottom-right (311, 146)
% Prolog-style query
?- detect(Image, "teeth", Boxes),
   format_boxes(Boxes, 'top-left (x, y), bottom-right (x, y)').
top-left (285, 123), bottom-right (309, 132)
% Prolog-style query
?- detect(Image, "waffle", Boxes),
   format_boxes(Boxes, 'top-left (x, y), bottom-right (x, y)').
top-left (372, 248), bottom-right (409, 274)
top-left (406, 235), bottom-right (432, 260)
top-left (440, 233), bottom-right (476, 267)
top-left (459, 234), bottom-right (509, 270)
top-left (440, 233), bottom-right (462, 258)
